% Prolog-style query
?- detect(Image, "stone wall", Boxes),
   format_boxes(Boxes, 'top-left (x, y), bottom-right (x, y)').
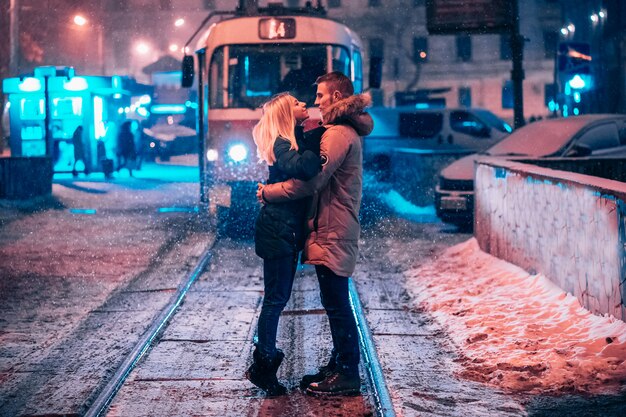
top-left (474, 157), bottom-right (626, 320)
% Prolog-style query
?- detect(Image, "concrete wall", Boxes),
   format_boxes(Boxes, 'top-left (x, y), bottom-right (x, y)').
top-left (474, 158), bottom-right (626, 320)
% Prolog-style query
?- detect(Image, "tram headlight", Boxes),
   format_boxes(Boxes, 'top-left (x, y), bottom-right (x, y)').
top-left (227, 143), bottom-right (248, 163)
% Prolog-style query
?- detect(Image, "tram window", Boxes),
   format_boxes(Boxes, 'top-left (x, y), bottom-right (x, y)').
top-left (209, 44), bottom-right (332, 108)
top-left (332, 46), bottom-right (350, 77)
top-left (352, 50), bottom-right (363, 93)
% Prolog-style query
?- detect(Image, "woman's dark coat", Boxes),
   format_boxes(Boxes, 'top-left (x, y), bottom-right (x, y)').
top-left (254, 127), bottom-right (323, 259)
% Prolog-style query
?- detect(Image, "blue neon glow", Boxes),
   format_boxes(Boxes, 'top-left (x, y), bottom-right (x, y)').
top-left (568, 75), bottom-right (586, 90)
top-left (573, 107), bottom-right (580, 115)
top-left (18, 77), bottom-right (42, 92)
top-left (414, 103), bottom-right (430, 109)
top-left (228, 144), bottom-right (248, 162)
top-left (64, 77), bottom-right (88, 91)
top-left (573, 92), bottom-right (581, 103)
top-left (504, 123), bottom-right (513, 133)
top-left (93, 96), bottom-right (105, 139)
top-left (112, 75), bottom-right (121, 89)
top-left (151, 104), bottom-right (187, 114)
top-left (113, 93), bottom-right (122, 99)
top-left (136, 107), bottom-right (149, 117)
top-left (70, 208), bottom-right (97, 215)
top-left (139, 95), bottom-right (152, 105)
top-left (157, 206), bottom-right (200, 213)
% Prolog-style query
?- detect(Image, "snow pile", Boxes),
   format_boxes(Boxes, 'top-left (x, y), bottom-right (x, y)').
top-left (404, 238), bottom-right (626, 394)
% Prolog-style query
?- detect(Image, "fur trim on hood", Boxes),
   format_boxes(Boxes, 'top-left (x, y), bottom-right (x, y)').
top-left (322, 93), bottom-right (373, 136)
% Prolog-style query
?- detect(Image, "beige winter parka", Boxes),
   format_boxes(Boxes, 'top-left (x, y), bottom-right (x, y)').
top-left (261, 94), bottom-right (373, 277)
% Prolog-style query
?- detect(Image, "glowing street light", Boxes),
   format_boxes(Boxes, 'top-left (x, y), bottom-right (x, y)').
top-left (135, 42), bottom-right (150, 55)
top-left (169, 44), bottom-right (179, 53)
top-left (73, 14), bottom-right (87, 26)
top-left (175, 18), bottom-right (185, 27)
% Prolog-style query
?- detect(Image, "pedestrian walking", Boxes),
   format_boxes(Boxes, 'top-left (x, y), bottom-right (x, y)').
top-left (116, 121), bottom-right (136, 176)
top-left (257, 72), bottom-right (374, 396)
top-left (71, 125), bottom-right (87, 177)
top-left (246, 93), bottom-right (322, 396)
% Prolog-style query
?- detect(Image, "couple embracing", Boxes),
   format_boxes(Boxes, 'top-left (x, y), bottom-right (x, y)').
top-left (246, 71), bottom-right (373, 397)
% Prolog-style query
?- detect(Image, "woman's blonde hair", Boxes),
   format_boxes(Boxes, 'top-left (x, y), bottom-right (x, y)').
top-left (253, 93), bottom-right (298, 165)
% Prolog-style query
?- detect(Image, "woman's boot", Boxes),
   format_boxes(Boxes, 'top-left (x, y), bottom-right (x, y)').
top-left (245, 348), bottom-right (287, 396)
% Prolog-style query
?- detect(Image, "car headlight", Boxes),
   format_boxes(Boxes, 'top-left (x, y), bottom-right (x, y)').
top-left (227, 144), bottom-right (248, 162)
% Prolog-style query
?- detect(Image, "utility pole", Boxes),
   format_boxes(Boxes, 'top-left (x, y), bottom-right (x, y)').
top-left (509, 0), bottom-right (525, 128)
top-left (9, 0), bottom-right (19, 75)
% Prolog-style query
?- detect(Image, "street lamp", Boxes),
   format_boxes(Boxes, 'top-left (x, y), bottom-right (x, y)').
top-left (72, 15), bottom-right (104, 74)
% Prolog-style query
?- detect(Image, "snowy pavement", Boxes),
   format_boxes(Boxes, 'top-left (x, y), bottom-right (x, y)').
top-left (0, 162), bottom-right (624, 416)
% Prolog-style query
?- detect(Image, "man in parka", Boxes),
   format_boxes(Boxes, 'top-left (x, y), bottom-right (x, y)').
top-left (258, 71), bottom-right (373, 396)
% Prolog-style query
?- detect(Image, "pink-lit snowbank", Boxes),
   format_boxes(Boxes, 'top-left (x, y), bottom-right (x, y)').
top-left (405, 238), bottom-right (626, 395)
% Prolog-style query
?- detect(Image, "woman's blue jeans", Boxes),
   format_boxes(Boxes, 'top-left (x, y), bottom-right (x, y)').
top-left (256, 254), bottom-right (298, 359)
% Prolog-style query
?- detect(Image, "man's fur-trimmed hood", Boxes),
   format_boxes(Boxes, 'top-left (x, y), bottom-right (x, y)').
top-left (322, 93), bottom-right (373, 136)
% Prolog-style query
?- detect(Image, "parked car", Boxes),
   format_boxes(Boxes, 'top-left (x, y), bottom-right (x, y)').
top-left (435, 114), bottom-right (626, 227)
top-left (142, 123), bottom-right (197, 161)
top-left (364, 107), bottom-right (512, 179)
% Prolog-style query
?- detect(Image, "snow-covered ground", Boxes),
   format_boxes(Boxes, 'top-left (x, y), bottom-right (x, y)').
top-left (403, 238), bottom-right (626, 395)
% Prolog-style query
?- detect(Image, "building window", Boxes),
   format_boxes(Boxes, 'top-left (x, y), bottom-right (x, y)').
top-left (106, 0), bottom-right (127, 11)
top-left (543, 30), bottom-right (558, 59)
top-left (502, 80), bottom-right (514, 109)
top-left (328, 0), bottom-right (341, 7)
top-left (544, 83), bottom-right (557, 108)
top-left (286, 0), bottom-right (300, 6)
top-left (203, 0), bottom-right (216, 9)
top-left (456, 35), bottom-right (472, 62)
top-left (369, 38), bottom-right (384, 59)
top-left (500, 34), bottom-right (512, 60)
top-left (369, 0), bottom-right (381, 6)
top-left (159, 0), bottom-right (172, 10)
top-left (413, 37), bottom-right (428, 63)
top-left (458, 87), bottom-right (471, 107)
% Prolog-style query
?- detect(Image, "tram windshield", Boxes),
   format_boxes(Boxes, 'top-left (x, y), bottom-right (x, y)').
top-left (209, 44), bottom-right (351, 108)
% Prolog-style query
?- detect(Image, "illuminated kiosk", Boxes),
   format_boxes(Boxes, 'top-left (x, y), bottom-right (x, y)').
top-left (2, 66), bottom-right (152, 174)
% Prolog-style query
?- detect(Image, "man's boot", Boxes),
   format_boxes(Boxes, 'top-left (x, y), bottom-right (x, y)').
top-left (305, 372), bottom-right (361, 396)
top-left (299, 354), bottom-right (336, 389)
top-left (245, 348), bottom-right (287, 396)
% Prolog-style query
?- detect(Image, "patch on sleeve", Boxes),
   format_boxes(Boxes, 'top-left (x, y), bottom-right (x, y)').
top-left (320, 154), bottom-right (328, 166)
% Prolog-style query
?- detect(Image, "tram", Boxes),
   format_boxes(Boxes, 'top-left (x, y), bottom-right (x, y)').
top-left (183, 1), bottom-right (379, 232)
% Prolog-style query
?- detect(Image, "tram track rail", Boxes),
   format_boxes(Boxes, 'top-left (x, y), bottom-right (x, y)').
top-left (83, 236), bottom-right (395, 417)
top-left (84, 247), bottom-right (214, 417)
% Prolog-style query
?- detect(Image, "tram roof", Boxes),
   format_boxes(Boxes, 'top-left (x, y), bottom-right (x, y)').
top-left (195, 15), bottom-right (363, 54)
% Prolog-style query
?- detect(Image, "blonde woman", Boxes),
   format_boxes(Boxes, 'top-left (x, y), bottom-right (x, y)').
top-left (246, 93), bottom-right (321, 396)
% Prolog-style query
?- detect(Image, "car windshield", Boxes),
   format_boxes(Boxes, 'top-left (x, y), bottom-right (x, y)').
top-left (485, 117), bottom-right (592, 157)
top-left (473, 109), bottom-right (512, 133)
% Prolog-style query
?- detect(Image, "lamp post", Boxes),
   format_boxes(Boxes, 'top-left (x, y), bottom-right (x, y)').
top-left (9, 0), bottom-right (20, 75)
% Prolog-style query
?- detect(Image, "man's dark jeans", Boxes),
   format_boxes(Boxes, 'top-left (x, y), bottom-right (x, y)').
top-left (316, 265), bottom-right (360, 376)
top-left (257, 254), bottom-right (298, 359)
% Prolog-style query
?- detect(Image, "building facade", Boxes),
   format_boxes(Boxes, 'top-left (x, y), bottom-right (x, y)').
top-left (7, 1), bottom-right (624, 122)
